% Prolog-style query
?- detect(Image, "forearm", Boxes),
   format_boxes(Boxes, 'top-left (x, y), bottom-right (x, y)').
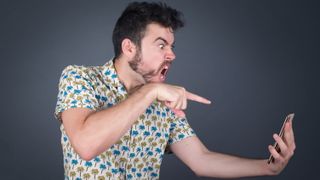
top-left (74, 84), bottom-right (156, 159)
top-left (197, 151), bottom-right (272, 178)
top-left (172, 127), bottom-right (295, 178)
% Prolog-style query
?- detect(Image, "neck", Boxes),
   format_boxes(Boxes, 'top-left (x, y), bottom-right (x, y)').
top-left (114, 56), bottom-right (146, 92)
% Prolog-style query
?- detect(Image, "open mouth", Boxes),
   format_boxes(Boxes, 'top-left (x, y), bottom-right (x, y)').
top-left (161, 66), bottom-right (168, 76)
top-left (159, 64), bottom-right (169, 81)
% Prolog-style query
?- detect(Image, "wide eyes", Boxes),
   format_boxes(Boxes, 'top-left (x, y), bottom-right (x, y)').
top-left (159, 44), bottom-right (165, 49)
top-left (159, 43), bottom-right (174, 50)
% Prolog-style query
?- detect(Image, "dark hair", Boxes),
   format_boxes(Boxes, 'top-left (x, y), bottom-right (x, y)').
top-left (112, 1), bottom-right (184, 59)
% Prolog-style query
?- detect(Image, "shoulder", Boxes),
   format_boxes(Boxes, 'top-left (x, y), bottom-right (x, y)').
top-left (60, 65), bottom-right (103, 81)
top-left (61, 65), bottom-right (98, 76)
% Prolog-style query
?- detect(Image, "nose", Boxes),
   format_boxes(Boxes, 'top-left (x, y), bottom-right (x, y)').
top-left (165, 49), bottom-right (176, 62)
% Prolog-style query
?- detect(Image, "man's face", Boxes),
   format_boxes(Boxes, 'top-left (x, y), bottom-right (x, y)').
top-left (129, 23), bottom-right (176, 83)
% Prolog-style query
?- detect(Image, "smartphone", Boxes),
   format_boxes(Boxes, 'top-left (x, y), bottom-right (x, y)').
top-left (267, 113), bottom-right (294, 164)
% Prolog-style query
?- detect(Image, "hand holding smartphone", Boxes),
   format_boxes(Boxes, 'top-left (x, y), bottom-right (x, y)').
top-left (267, 113), bottom-right (295, 164)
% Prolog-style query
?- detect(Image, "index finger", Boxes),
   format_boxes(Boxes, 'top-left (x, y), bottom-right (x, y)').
top-left (186, 91), bottom-right (211, 104)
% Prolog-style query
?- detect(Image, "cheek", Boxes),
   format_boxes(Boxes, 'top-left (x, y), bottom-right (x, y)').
top-left (141, 49), bottom-right (163, 69)
top-left (142, 46), bottom-right (161, 60)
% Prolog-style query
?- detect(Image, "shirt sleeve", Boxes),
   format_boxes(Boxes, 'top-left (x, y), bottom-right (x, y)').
top-left (168, 116), bottom-right (196, 145)
top-left (164, 110), bottom-right (196, 154)
top-left (54, 65), bottom-right (99, 122)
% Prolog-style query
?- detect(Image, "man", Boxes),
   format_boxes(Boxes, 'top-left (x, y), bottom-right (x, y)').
top-left (55, 2), bottom-right (295, 179)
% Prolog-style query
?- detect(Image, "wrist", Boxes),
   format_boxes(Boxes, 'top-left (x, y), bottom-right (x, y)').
top-left (141, 83), bottom-right (158, 102)
top-left (259, 159), bottom-right (276, 176)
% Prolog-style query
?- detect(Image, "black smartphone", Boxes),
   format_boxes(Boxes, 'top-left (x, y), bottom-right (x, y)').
top-left (267, 113), bottom-right (295, 164)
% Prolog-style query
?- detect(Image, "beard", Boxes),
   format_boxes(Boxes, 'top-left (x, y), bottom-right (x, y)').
top-left (128, 50), bottom-right (170, 83)
top-left (128, 50), bottom-right (141, 72)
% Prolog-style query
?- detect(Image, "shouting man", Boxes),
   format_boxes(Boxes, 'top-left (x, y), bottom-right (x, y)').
top-left (55, 2), bottom-right (295, 179)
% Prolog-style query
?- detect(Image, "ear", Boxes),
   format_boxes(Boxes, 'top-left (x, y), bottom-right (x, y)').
top-left (121, 38), bottom-right (137, 59)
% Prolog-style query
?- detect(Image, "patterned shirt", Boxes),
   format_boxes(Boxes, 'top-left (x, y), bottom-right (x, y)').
top-left (55, 59), bottom-right (196, 179)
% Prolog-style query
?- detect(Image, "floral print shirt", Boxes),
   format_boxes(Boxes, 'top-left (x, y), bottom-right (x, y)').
top-left (55, 59), bottom-right (195, 179)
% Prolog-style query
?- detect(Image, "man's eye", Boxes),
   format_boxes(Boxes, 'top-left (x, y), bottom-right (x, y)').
top-left (159, 44), bottom-right (165, 49)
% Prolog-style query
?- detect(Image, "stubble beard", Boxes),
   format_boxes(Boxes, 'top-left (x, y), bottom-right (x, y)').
top-left (128, 50), bottom-right (157, 83)
top-left (128, 50), bottom-right (141, 72)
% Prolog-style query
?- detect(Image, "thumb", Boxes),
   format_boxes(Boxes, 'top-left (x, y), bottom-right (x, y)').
top-left (164, 101), bottom-right (186, 118)
top-left (171, 108), bottom-right (186, 118)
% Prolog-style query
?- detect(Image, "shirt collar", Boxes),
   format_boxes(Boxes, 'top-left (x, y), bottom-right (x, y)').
top-left (102, 58), bottom-right (127, 93)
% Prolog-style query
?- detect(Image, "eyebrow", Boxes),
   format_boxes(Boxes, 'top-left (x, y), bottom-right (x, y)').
top-left (154, 37), bottom-right (175, 47)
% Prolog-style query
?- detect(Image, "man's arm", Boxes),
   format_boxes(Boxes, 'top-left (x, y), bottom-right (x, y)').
top-left (170, 119), bottom-right (295, 178)
top-left (61, 83), bottom-right (210, 161)
top-left (61, 84), bottom-right (155, 161)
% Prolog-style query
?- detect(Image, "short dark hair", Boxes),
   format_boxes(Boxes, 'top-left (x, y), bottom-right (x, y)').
top-left (112, 1), bottom-right (184, 59)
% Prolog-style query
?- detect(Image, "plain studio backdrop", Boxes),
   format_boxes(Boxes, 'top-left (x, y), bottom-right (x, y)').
top-left (1, 0), bottom-right (319, 179)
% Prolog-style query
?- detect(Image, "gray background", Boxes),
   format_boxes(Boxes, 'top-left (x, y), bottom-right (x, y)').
top-left (1, 0), bottom-right (319, 179)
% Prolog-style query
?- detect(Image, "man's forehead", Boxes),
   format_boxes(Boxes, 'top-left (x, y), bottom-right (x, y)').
top-left (144, 23), bottom-right (175, 44)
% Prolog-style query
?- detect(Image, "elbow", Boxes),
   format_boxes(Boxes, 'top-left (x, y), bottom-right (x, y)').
top-left (189, 164), bottom-right (207, 178)
top-left (71, 138), bottom-right (98, 161)
top-left (188, 155), bottom-right (210, 178)
top-left (192, 168), bottom-right (206, 178)
top-left (193, 171), bottom-right (202, 178)
top-left (77, 149), bottom-right (95, 161)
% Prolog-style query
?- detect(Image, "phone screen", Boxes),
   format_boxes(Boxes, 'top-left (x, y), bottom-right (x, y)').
top-left (267, 113), bottom-right (294, 164)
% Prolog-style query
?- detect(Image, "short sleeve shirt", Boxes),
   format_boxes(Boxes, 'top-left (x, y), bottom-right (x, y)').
top-left (55, 59), bottom-right (196, 179)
